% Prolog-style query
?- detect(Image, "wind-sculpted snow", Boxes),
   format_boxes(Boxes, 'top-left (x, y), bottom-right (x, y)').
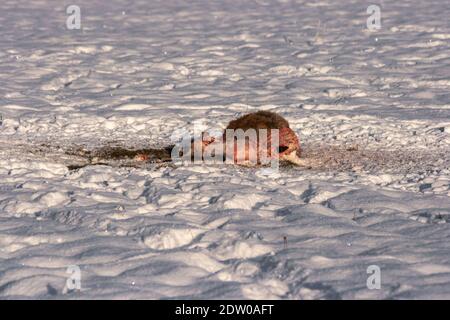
top-left (0, 0), bottom-right (450, 299)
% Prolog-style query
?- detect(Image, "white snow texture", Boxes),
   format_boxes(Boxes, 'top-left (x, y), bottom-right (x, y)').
top-left (1, 0), bottom-right (450, 299)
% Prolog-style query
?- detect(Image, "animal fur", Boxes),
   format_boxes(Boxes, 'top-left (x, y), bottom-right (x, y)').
top-left (225, 111), bottom-right (290, 131)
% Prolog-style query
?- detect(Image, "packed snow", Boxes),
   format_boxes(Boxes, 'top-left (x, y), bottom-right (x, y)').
top-left (1, 0), bottom-right (450, 299)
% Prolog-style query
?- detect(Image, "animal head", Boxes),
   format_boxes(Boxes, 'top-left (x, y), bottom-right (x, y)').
top-left (277, 127), bottom-right (301, 159)
top-left (260, 126), bottom-right (301, 164)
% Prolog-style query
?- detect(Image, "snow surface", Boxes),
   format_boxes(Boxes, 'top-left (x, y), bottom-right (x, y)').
top-left (1, 0), bottom-right (450, 299)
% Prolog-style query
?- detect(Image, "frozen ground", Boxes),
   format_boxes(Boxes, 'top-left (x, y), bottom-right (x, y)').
top-left (1, 0), bottom-right (450, 299)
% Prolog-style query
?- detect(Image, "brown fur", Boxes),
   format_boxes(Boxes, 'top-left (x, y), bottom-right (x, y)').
top-left (225, 111), bottom-right (290, 131)
top-left (221, 111), bottom-right (301, 163)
